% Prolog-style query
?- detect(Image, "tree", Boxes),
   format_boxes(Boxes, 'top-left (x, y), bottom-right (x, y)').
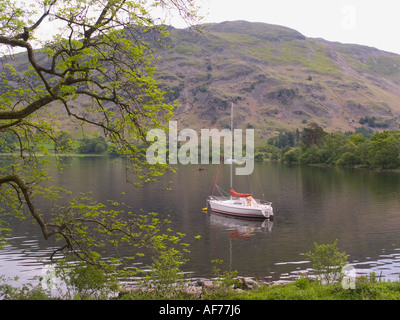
top-left (302, 122), bottom-right (327, 147)
top-left (319, 132), bottom-right (347, 164)
top-left (298, 145), bottom-right (323, 164)
top-left (336, 133), bottom-right (367, 167)
top-left (368, 131), bottom-right (400, 169)
top-left (0, 0), bottom-right (201, 293)
top-left (78, 136), bottom-right (108, 154)
top-left (306, 240), bottom-right (347, 285)
top-left (282, 147), bottom-right (301, 164)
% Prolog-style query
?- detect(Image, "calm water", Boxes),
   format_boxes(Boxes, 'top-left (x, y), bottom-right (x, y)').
top-left (1, 157), bottom-right (400, 284)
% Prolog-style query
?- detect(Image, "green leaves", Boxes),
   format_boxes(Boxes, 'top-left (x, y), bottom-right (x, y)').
top-left (0, 0), bottom-right (202, 298)
top-left (368, 131), bottom-right (400, 169)
top-left (306, 240), bottom-right (348, 285)
top-left (0, 0), bottom-right (33, 36)
top-left (278, 126), bottom-right (400, 170)
top-left (1, 0), bottom-right (200, 190)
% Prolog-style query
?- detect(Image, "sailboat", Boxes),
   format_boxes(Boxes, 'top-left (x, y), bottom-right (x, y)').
top-left (207, 103), bottom-right (274, 219)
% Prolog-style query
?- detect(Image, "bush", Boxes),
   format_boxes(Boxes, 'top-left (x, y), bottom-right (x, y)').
top-left (59, 262), bottom-right (117, 299)
top-left (298, 145), bottom-right (323, 164)
top-left (305, 240), bottom-right (347, 284)
top-left (368, 131), bottom-right (400, 169)
top-left (282, 147), bottom-right (301, 164)
top-left (0, 276), bottom-right (54, 300)
top-left (336, 152), bottom-right (361, 166)
top-left (254, 152), bottom-right (264, 162)
top-left (78, 136), bottom-right (108, 154)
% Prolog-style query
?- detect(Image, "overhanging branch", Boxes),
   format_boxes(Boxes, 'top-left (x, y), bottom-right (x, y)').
top-left (0, 174), bottom-right (49, 239)
top-left (0, 94), bottom-right (56, 120)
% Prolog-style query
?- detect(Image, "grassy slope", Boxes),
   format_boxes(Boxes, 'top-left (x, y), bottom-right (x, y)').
top-left (214, 278), bottom-right (400, 300)
top-left (3, 21), bottom-right (400, 141)
top-left (153, 21), bottom-right (400, 143)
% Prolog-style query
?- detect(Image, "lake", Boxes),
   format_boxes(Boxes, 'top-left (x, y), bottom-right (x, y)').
top-left (1, 156), bottom-right (400, 285)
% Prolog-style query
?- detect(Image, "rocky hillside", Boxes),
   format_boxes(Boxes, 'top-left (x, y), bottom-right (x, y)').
top-left (152, 20), bottom-right (400, 142)
top-left (3, 20), bottom-right (400, 142)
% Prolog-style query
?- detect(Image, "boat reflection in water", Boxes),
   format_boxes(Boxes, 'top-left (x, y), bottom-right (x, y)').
top-left (207, 210), bottom-right (274, 274)
top-left (208, 210), bottom-right (273, 239)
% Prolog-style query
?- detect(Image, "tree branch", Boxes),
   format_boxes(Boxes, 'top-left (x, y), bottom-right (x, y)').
top-left (0, 94), bottom-right (55, 120)
top-left (0, 174), bottom-right (49, 239)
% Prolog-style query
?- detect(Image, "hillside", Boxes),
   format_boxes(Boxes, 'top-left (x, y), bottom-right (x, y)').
top-left (152, 20), bottom-right (400, 142)
top-left (2, 20), bottom-right (400, 142)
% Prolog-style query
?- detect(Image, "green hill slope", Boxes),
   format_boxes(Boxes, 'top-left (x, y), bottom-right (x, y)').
top-left (3, 20), bottom-right (400, 142)
top-left (153, 21), bottom-right (400, 142)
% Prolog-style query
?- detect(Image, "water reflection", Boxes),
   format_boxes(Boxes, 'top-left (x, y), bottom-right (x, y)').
top-left (209, 212), bottom-right (273, 239)
top-left (1, 158), bottom-right (400, 284)
top-left (0, 235), bottom-right (54, 285)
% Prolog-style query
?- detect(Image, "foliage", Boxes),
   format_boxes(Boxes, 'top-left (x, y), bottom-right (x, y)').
top-left (0, 0), bottom-right (202, 298)
top-left (55, 260), bottom-right (119, 299)
top-left (305, 240), bottom-right (347, 285)
top-left (0, 276), bottom-right (55, 300)
top-left (281, 147), bottom-right (301, 164)
top-left (233, 275), bottom-right (400, 300)
top-left (368, 131), bottom-right (400, 169)
top-left (359, 116), bottom-right (388, 128)
top-left (254, 144), bottom-right (280, 161)
top-left (4, 270), bottom-right (400, 300)
top-left (198, 259), bottom-right (241, 299)
top-left (0, 132), bottom-right (17, 153)
top-left (302, 123), bottom-right (327, 147)
top-left (261, 123), bottom-right (400, 170)
top-left (1, 197), bottom-right (192, 299)
top-left (77, 136), bottom-right (108, 154)
top-left (267, 129), bottom-right (301, 148)
top-left (131, 246), bottom-right (189, 299)
top-left (298, 145), bottom-right (323, 165)
top-left (54, 131), bottom-right (76, 153)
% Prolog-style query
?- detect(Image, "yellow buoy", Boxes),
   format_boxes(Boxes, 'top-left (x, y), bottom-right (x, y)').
top-left (202, 207), bottom-right (207, 212)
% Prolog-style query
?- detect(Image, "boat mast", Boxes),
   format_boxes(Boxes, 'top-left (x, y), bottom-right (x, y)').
top-left (230, 102), bottom-right (233, 201)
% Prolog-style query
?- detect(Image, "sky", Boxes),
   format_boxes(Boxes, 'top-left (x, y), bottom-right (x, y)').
top-left (8, 1), bottom-right (400, 56)
top-left (172, 0), bottom-right (400, 55)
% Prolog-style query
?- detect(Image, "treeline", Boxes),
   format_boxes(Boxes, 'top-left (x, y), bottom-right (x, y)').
top-left (66, 135), bottom-right (124, 155)
top-left (256, 123), bottom-right (400, 170)
top-left (3, 124), bottom-right (400, 169)
top-left (0, 131), bottom-right (119, 155)
top-left (359, 116), bottom-right (388, 128)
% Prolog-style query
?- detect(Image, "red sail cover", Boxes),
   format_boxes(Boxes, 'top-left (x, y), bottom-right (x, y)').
top-left (230, 188), bottom-right (251, 198)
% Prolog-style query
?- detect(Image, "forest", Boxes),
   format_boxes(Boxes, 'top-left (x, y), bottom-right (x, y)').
top-left (2, 121), bottom-right (400, 171)
top-left (256, 123), bottom-right (400, 170)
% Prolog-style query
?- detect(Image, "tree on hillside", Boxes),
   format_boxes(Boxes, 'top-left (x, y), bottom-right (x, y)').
top-left (0, 0), bottom-right (201, 292)
top-left (302, 122), bottom-right (327, 147)
top-left (368, 131), bottom-right (400, 169)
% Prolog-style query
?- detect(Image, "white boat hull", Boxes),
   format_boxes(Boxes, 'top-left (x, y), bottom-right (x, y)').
top-left (208, 197), bottom-right (273, 219)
